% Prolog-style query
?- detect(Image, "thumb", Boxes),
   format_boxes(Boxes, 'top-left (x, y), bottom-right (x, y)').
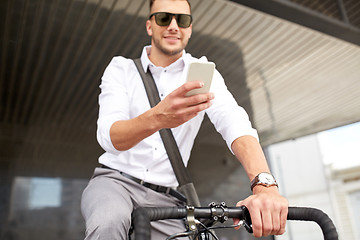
top-left (236, 200), bottom-right (244, 207)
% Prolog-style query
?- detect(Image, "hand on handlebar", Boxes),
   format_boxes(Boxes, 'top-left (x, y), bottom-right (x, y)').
top-left (235, 187), bottom-right (288, 238)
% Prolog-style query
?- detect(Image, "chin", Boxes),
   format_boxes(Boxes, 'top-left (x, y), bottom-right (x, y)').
top-left (153, 37), bottom-right (187, 57)
top-left (162, 46), bottom-right (183, 56)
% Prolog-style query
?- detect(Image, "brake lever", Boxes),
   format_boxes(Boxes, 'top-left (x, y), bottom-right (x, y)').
top-left (240, 206), bottom-right (253, 233)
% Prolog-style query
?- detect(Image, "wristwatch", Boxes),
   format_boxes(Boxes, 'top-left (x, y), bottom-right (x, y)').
top-left (250, 172), bottom-right (278, 191)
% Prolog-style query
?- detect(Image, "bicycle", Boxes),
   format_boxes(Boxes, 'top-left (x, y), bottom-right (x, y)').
top-left (132, 202), bottom-right (338, 240)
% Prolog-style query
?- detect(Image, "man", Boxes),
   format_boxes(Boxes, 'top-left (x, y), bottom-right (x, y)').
top-left (81, 0), bottom-right (288, 239)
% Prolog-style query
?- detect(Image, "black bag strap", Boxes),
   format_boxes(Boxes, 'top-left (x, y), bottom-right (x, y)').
top-left (133, 58), bottom-right (200, 206)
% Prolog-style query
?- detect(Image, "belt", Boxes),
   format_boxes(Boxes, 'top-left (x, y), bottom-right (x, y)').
top-left (101, 165), bottom-right (187, 203)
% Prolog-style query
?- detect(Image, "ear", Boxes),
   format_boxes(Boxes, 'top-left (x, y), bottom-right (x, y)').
top-left (146, 20), bottom-right (153, 37)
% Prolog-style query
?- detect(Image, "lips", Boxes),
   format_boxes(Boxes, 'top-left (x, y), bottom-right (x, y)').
top-left (165, 36), bottom-right (180, 39)
top-left (164, 35), bottom-right (180, 43)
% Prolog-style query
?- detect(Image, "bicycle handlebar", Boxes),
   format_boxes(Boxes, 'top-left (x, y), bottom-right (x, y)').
top-left (132, 206), bottom-right (338, 240)
top-left (287, 207), bottom-right (338, 240)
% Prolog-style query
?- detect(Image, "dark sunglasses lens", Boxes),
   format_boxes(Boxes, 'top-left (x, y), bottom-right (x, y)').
top-left (177, 14), bottom-right (192, 28)
top-left (155, 13), bottom-right (172, 26)
top-left (152, 12), bottom-right (192, 28)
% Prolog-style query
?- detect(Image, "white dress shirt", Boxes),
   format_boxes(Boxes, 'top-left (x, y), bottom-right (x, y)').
top-left (97, 46), bottom-right (258, 187)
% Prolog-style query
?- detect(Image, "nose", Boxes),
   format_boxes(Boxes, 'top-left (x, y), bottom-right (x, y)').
top-left (167, 16), bottom-right (179, 30)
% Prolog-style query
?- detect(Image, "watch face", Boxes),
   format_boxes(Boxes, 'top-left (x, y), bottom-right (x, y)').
top-left (259, 173), bottom-right (274, 184)
top-left (251, 173), bottom-right (278, 191)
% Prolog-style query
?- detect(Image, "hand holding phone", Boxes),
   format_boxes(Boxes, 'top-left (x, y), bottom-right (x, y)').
top-left (185, 62), bottom-right (215, 97)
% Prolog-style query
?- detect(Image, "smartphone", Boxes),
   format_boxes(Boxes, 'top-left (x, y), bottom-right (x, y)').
top-left (185, 62), bottom-right (215, 96)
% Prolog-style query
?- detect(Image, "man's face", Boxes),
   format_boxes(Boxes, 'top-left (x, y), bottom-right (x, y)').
top-left (146, 0), bottom-right (192, 57)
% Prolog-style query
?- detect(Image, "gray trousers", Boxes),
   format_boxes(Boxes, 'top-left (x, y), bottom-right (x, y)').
top-left (81, 167), bottom-right (187, 240)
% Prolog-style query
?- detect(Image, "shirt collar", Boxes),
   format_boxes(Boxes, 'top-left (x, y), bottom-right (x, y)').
top-left (140, 45), bottom-right (187, 73)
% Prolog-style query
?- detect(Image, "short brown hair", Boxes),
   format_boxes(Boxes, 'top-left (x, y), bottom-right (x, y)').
top-left (149, 0), bottom-right (191, 13)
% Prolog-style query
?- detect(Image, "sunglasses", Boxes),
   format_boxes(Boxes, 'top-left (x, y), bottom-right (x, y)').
top-left (149, 12), bottom-right (192, 28)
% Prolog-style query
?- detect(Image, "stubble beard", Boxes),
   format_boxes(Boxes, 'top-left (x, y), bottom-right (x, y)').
top-left (153, 37), bottom-right (189, 57)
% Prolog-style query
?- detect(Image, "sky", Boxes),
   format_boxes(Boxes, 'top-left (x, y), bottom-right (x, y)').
top-left (318, 121), bottom-right (360, 169)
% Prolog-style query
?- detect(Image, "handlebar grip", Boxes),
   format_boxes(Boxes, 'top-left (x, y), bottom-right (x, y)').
top-left (243, 206), bottom-right (338, 240)
top-left (287, 207), bottom-right (338, 240)
top-left (132, 207), bottom-right (187, 240)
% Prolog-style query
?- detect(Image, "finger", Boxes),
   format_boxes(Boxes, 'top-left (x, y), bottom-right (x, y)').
top-left (248, 206), bottom-right (263, 238)
top-left (236, 201), bottom-right (243, 207)
top-left (233, 219), bottom-right (241, 230)
top-left (261, 209), bottom-right (272, 237)
top-left (278, 206), bottom-right (288, 235)
top-left (175, 81), bottom-right (204, 96)
top-left (186, 92), bottom-right (214, 107)
top-left (271, 207), bottom-right (281, 235)
top-left (183, 100), bottom-right (213, 115)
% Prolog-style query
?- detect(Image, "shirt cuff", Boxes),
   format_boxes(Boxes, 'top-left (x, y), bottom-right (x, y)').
top-left (226, 128), bottom-right (259, 155)
top-left (97, 118), bottom-right (122, 154)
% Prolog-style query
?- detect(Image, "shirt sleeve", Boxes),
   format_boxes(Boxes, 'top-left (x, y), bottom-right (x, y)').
top-left (206, 70), bottom-right (259, 153)
top-left (96, 57), bottom-right (131, 154)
